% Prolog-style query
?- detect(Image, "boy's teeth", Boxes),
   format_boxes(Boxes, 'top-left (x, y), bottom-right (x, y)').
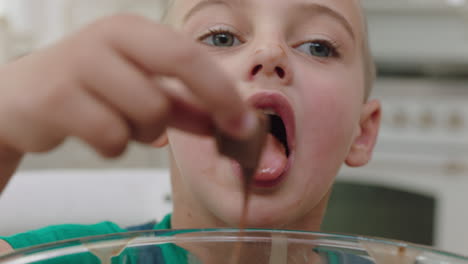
top-left (262, 109), bottom-right (277, 115)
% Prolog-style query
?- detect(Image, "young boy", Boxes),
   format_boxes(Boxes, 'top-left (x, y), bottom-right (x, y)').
top-left (0, 0), bottom-right (381, 261)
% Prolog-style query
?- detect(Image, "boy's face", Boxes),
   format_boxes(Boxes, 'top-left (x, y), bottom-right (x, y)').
top-left (165, 0), bottom-right (381, 229)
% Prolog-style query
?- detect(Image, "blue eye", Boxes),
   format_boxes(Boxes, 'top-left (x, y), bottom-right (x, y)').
top-left (212, 33), bottom-right (235, 46)
top-left (296, 41), bottom-right (336, 58)
top-left (201, 31), bottom-right (242, 47)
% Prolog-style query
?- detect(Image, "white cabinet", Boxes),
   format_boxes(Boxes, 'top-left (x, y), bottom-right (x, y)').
top-left (340, 77), bottom-right (468, 255)
top-left (363, 0), bottom-right (468, 74)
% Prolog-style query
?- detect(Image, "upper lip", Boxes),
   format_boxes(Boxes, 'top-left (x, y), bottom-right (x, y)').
top-left (247, 92), bottom-right (295, 155)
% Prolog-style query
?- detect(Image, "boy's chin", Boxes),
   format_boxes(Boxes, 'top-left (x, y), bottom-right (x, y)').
top-left (237, 214), bottom-right (291, 230)
top-left (215, 202), bottom-right (293, 230)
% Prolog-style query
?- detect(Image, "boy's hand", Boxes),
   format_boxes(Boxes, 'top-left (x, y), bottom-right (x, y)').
top-left (0, 14), bottom-right (255, 157)
top-left (0, 15), bottom-right (257, 187)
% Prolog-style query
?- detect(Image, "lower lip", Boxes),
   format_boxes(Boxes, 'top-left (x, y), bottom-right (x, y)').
top-left (231, 153), bottom-right (293, 190)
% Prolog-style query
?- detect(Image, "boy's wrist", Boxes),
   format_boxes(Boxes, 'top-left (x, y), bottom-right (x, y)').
top-left (0, 142), bottom-right (23, 161)
top-left (0, 143), bottom-right (23, 194)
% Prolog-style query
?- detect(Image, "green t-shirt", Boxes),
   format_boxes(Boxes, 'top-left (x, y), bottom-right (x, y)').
top-left (0, 214), bottom-right (189, 263)
top-left (1, 221), bottom-right (126, 250)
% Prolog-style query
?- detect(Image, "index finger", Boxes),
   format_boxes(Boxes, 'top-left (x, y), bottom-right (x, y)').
top-left (95, 15), bottom-right (257, 139)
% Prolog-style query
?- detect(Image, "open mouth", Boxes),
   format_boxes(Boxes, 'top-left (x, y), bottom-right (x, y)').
top-left (249, 92), bottom-right (295, 156)
top-left (266, 113), bottom-right (290, 157)
top-left (245, 92), bottom-right (295, 188)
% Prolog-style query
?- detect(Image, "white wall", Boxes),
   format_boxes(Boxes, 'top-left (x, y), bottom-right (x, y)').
top-left (0, 0), bottom-right (166, 59)
top-left (0, 169), bottom-right (173, 236)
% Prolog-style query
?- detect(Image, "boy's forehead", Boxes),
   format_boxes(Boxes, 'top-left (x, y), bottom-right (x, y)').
top-left (170, 0), bottom-right (364, 36)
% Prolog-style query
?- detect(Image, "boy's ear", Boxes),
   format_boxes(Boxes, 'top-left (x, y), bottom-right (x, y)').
top-left (152, 132), bottom-right (169, 148)
top-left (345, 99), bottom-right (381, 167)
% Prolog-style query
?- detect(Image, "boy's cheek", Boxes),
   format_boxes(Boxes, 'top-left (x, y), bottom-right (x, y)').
top-left (298, 72), bottom-right (362, 118)
top-left (299, 64), bottom-right (364, 98)
top-left (296, 77), bottom-right (362, 155)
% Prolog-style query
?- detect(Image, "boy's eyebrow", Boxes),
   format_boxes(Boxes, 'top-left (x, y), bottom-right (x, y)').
top-left (296, 2), bottom-right (356, 41)
top-left (182, 0), bottom-right (356, 42)
top-left (183, 0), bottom-right (232, 23)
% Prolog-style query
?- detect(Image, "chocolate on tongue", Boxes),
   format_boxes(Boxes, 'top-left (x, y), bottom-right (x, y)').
top-left (216, 112), bottom-right (270, 183)
top-left (255, 134), bottom-right (288, 181)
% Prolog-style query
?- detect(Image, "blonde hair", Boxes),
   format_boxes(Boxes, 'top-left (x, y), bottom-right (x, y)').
top-left (160, 0), bottom-right (375, 100)
top-left (360, 12), bottom-right (376, 100)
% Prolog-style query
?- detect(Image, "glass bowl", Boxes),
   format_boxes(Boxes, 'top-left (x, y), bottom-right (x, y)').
top-left (0, 229), bottom-right (467, 264)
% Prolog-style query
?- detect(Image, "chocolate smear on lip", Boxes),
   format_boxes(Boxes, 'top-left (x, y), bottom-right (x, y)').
top-left (216, 111), bottom-right (269, 263)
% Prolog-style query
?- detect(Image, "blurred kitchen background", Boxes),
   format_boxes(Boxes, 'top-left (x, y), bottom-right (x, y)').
top-left (1, 0), bottom-right (468, 256)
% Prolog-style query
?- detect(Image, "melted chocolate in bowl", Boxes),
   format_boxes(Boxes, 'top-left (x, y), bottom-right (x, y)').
top-left (0, 230), bottom-right (467, 264)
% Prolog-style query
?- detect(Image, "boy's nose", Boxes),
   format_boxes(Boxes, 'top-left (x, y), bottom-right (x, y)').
top-left (248, 44), bottom-right (292, 85)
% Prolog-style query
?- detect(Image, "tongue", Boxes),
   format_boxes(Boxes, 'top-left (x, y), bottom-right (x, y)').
top-left (255, 134), bottom-right (288, 181)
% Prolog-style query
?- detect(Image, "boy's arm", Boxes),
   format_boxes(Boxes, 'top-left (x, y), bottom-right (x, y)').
top-left (0, 239), bottom-right (13, 254)
top-left (0, 14), bottom-right (258, 194)
top-left (0, 144), bottom-right (21, 254)
top-left (0, 145), bottom-right (22, 193)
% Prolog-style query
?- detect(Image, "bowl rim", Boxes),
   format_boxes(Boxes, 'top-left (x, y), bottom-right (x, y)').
top-left (1, 229), bottom-right (467, 262)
